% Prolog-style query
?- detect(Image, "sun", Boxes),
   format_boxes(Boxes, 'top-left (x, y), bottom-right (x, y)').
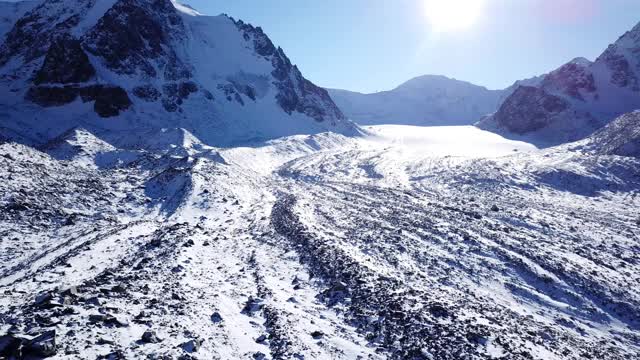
top-left (424, 0), bottom-right (486, 33)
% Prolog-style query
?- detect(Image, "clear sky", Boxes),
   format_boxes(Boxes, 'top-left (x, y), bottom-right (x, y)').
top-left (181, 0), bottom-right (640, 93)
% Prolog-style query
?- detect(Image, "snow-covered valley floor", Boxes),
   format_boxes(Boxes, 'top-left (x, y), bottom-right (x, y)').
top-left (1, 125), bottom-right (639, 359)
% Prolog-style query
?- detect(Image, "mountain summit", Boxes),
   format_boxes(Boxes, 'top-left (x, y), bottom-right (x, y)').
top-left (328, 75), bottom-right (504, 126)
top-left (0, 0), bottom-right (355, 147)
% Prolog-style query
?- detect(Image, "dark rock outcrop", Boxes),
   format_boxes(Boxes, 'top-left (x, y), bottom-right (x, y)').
top-left (27, 85), bottom-right (132, 117)
top-left (491, 86), bottom-right (569, 134)
top-left (599, 48), bottom-right (639, 91)
top-left (234, 21), bottom-right (276, 57)
top-left (596, 22), bottom-right (640, 92)
top-left (218, 84), bottom-right (245, 106)
top-left (133, 85), bottom-right (162, 102)
top-left (0, 330), bottom-right (57, 358)
top-left (85, 86), bottom-right (133, 117)
top-left (34, 36), bottom-right (96, 85)
top-left (83, 0), bottom-right (186, 78)
top-left (541, 59), bottom-right (596, 101)
top-left (0, 0), bottom-right (90, 66)
top-left (26, 86), bottom-right (78, 107)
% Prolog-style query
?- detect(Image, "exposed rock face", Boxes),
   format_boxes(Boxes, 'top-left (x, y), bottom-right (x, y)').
top-left (85, 86), bottom-right (133, 117)
top-left (492, 86), bottom-right (569, 134)
top-left (597, 22), bottom-right (640, 92)
top-left (587, 111), bottom-right (640, 157)
top-left (34, 36), bottom-right (96, 85)
top-left (235, 19), bottom-right (345, 123)
top-left (132, 84), bottom-right (162, 102)
top-left (83, 0), bottom-right (188, 78)
top-left (161, 81), bottom-right (199, 112)
top-left (600, 48), bottom-right (639, 90)
top-left (26, 85), bottom-right (132, 117)
top-left (0, 1), bottom-right (39, 44)
top-left (541, 58), bottom-right (596, 101)
top-left (0, 0), bottom-right (94, 66)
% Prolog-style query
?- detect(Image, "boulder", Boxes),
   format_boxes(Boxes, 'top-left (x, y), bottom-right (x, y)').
top-left (210, 312), bottom-right (223, 323)
top-left (140, 330), bottom-right (161, 344)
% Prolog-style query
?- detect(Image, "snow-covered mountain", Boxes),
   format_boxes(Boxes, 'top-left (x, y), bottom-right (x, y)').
top-left (478, 22), bottom-right (640, 145)
top-left (328, 75), bottom-right (504, 126)
top-left (0, 0), bottom-right (356, 147)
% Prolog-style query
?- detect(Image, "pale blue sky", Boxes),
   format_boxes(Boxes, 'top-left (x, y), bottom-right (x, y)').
top-left (184, 0), bottom-right (640, 93)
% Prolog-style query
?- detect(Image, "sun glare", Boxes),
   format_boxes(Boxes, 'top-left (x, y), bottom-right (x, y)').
top-left (424, 0), bottom-right (486, 33)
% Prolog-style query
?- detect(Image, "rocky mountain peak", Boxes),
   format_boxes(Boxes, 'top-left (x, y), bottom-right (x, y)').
top-left (595, 21), bottom-right (640, 91)
top-left (233, 17), bottom-right (345, 124)
top-left (541, 58), bottom-right (596, 101)
top-left (84, 0), bottom-right (187, 78)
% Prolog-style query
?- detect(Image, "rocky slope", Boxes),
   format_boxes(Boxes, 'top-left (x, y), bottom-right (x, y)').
top-left (0, 0), bottom-right (36, 39)
top-left (478, 22), bottom-right (640, 145)
top-left (328, 75), bottom-right (504, 126)
top-left (584, 110), bottom-right (640, 157)
top-left (0, 0), bottom-right (356, 147)
top-left (1, 124), bottom-right (639, 359)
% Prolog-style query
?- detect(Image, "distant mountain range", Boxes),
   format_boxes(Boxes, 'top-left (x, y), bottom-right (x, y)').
top-left (331, 22), bottom-right (640, 146)
top-left (328, 75), bottom-right (505, 126)
top-left (328, 74), bottom-right (548, 127)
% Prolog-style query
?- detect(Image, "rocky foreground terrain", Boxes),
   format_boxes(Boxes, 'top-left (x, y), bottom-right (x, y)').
top-left (1, 119), bottom-right (639, 359)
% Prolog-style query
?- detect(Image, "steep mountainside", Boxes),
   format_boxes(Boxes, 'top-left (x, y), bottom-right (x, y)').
top-left (0, 0), bottom-right (36, 39)
top-left (328, 75), bottom-right (504, 126)
top-left (0, 0), bottom-right (356, 147)
top-left (478, 22), bottom-right (640, 145)
top-left (584, 110), bottom-right (640, 157)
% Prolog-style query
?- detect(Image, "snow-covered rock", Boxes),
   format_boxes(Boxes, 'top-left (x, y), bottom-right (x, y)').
top-left (0, 0), bottom-right (356, 147)
top-left (478, 24), bottom-right (640, 145)
top-left (585, 110), bottom-right (640, 157)
top-left (0, 0), bottom-right (37, 40)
